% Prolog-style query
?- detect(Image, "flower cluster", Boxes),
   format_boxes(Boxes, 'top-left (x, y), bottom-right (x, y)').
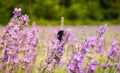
top-left (107, 40), bottom-right (119, 61)
top-left (42, 28), bottom-right (73, 72)
top-left (0, 8), bottom-right (39, 73)
top-left (87, 61), bottom-right (98, 73)
top-left (68, 51), bottom-right (84, 73)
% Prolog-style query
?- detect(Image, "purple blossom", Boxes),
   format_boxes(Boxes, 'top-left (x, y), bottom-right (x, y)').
top-left (0, 8), bottom-right (39, 72)
top-left (87, 60), bottom-right (98, 73)
top-left (107, 40), bottom-right (119, 61)
top-left (13, 8), bottom-right (22, 17)
top-left (117, 62), bottom-right (120, 72)
top-left (31, 38), bottom-right (39, 46)
top-left (86, 37), bottom-right (95, 47)
top-left (24, 58), bottom-right (30, 63)
top-left (80, 42), bottom-right (89, 55)
top-left (42, 28), bottom-right (73, 72)
top-left (89, 61), bottom-right (97, 71)
top-left (102, 64), bottom-right (108, 69)
top-left (68, 52), bottom-right (84, 73)
top-left (97, 25), bottom-right (107, 38)
top-left (63, 28), bottom-right (73, 42)
top-left (22, 15), bottom-right (29, 24)
top-left (95, 38), bottom-right (105, 54)
top-left (5, 71), bottom-right (11, 73)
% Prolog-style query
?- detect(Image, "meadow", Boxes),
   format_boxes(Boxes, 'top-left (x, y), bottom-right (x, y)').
top-left (0, 8), bottom-right (120, 73)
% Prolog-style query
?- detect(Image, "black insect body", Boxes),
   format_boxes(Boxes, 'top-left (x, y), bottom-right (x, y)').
top-left (57, 30), bottom-right (64, 42)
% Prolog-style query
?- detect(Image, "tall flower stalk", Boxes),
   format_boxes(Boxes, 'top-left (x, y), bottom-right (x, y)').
top-left (0, 8), bottom-right (39, 73)
top-left (42, 17), bottom-right (73, 72)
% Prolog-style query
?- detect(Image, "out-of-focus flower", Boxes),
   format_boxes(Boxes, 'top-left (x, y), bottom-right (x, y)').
top-left (107, 40), bottom-right (119, 61)
top-left (97, 25), bottom-right (107, 38)
top-left (68, 51), bottom-right (84, 73)
top-left (102, 64), bottom-right (108, 69)
top-left (13, 8), bottom-right (22, 17)
top-left (95, 38), bottom-right (105, 54)
top-left (86, 37), bottom-right (95, 47)
top-left (5, 71), bottom-right (11, 73)
top-left (24, 58), bottom-right (30, 63)
top-left (0, 8), bottom-right (39, 73)
top-left (63, 28), bottom-right (73, 42)
top-left (22, 15), bottom-right (29, 25)
top-left (87, 60), bottom-right (98, 73)
top-left (117, 62), bottom-right (120, 72)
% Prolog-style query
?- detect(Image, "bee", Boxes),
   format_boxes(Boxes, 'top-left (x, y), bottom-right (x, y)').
top-left (57, 30), bottom-right (64, 42)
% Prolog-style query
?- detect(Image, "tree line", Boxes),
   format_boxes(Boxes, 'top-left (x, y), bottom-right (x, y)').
top-left (0, 0), bottom-right (120, 25)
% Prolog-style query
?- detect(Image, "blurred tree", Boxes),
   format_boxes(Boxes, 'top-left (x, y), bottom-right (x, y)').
top-left (0, 0), bottom-right (120, 25)
top-left (99, 0), bottom-right (120, 20)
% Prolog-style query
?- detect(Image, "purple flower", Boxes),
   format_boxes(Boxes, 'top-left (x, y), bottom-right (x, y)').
top-left (22, 15), bottom-right (29, 24)
top-left (95, 38), bottom-right (105, 53)
top-left (13, 8), bottom-right (22, 13)
top-left (5, 71), bottom-right (11, 73)
top-left (68, 52), bottom-right (84, 73)
top-left (0, 8), bottom-right (39, 72)
top-left (63, 28), bottom-right (73, 42)
top-left (87, 60), bottom-right (98, 73)
top-left (97, 25), bottom-right (107, 37)
top-left (80, 42), bottom-right (89, 55)
top-left (107, 40), bottom-right (119, 61)
top-left (90, 61), bottom-right (97, 71)
top-left (117, 62), bottom-right (120, 72)
top-left (102, 64), bottom-right (107, 69)
top-left (24, 58), bottom-right (30, 63)
top-left (32, 38), bottom-right (38, 46)
top-left (13, 8), bottom-right (22, 17)
top-left (68, 64), bottom-right (75, 70)
top-left (86, 37), bottom-right (95, 47)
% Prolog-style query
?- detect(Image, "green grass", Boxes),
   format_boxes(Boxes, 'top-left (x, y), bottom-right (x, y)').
top-left (28, 18), bottom-right (120, 26)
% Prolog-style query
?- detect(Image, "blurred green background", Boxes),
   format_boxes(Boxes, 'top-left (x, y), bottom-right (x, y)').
top-left (0, 0), bottom-right (120, 26)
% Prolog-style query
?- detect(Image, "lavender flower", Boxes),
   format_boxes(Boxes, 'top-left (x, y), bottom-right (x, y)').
top-left (86, 37), bottom-right (95, 47)
top-left (68, 52), bottom-right (84, 73)
top-left (107, 40), bottom-right (119, 61)
top-left (0, 8), bottom-right (39, 73)
top-left (95, 37), bottom-right (105, 54)
top-left (87, 60), bottom-right (98, 73)
top-left (13, 8), bottom-right (22, 17)
top-left (102, 64), bottom-right (108, 69)
top-left (5, 71), bottom-right (11, 73)
top-left (42, 28), bottom-right (73, 72)
top-left (88, 25), bottom-right (107, 54)
top-left (97, 25), bottom-right (107, 38)
top-left (22, 15), bottom-right (29, 25)
top-left (117, 62), bottom-right (120, 73)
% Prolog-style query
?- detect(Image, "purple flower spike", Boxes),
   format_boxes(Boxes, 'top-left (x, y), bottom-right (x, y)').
top-left (86, 37), bottom-right (95, 47)
top-left (24, 58), bottom-right (30, 63)
top-left (107, 40), bottom-right (119, 61)
top-left (90, 61), bottom-right (97, 71)
top-left (13, 8), bottom-right (22, 17)
top-left (0, 8), bottom-right (39, 72)
top-left (97, 25), bottom-right (107, 37)
top-left (22, 15), bottom-right (29, 24)
top-left (117, 62), bottom-right (120, 72)
top-left (87, 60), bottom-right (98, 73)
top-left (13, 8), bottom-right (22, 13)
top-left (68, 51), bottom-right (85, 73)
